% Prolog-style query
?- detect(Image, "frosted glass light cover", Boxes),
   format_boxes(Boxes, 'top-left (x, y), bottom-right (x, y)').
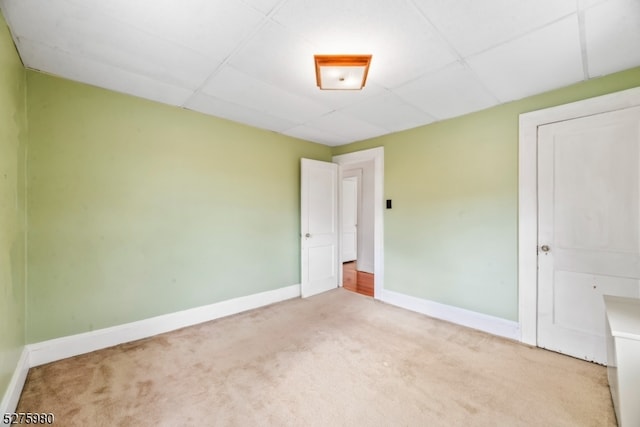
top-left (314, 55), bottom-right (371, 90)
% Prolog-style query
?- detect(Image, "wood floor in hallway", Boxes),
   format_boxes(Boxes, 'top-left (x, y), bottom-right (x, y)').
top-left (342, 261), bottom-right (374, 297)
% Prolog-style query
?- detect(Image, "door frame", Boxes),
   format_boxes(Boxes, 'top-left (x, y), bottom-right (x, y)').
top-left (333, 147), bottom-right (384, 298)
top-left (518, 86), bottom-right (640, 346)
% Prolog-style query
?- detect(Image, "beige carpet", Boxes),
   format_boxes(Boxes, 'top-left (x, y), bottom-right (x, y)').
top-left (17, 289), bottom-right (615, 426)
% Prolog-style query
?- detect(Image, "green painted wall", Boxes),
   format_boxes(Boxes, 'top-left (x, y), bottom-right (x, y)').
top-left (26, 72), bottom-right (331, 342)
top-left (333, 67), bottom-right (640, 321)
top-left (0, 12), bottom-right (27, 399)
top-left (8, 24), bottom-right (640, 347)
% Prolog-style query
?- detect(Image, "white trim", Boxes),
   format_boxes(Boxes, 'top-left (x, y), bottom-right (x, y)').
top-left (28, 284), bottom-right (301, 367)
top-left (333, 147), bottom-right (384, 298)
top-left (0, 347), bottom-right (29, 415)
top-left (519, 86), bottom-right (640, 346)
top-left (381, 290), bottom-right (520, 341)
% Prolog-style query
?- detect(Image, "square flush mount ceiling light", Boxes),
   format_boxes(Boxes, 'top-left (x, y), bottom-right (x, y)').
top-left (314, 55), bottom-right (372, 90)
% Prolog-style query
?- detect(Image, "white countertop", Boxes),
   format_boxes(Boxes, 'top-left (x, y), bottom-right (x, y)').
top-left (604, 295), bottom-right (640, 341)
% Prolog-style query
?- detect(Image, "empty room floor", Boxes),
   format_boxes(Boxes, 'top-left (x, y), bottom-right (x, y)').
top-left (16, 289), bottom-right (615, 426)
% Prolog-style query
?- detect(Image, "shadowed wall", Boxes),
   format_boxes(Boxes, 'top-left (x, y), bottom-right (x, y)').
top-left (26, 72), bottom-right (331, 342)
top-left (0, 11), bottom-right (27, 397)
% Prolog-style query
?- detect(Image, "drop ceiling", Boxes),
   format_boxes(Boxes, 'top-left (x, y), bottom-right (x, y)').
top-left (1, 0), bottom-right (639, 146)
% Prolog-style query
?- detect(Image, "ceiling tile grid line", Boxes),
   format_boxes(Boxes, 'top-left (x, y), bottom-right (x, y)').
top-left (13, 33), bottom-right (218, 92)
top-left (577, 7), bottom-right (591, 80)
top-left (223, 19), bottom-right (393, 115)
top-left (578, 0), bottom-right (614, 10)
top-left (238, 0), bottom-right (284, 15)
top-left (466, 15), bottom-right (586, 103)
top-left (183, 0), bottom-right (292, 108)
top-left (403, 0), bottom-right (502, 103)
top-left (462, 11), bottom-right (583, 60)
top-left (269, 0), bottom-right (460, 91)
top-left (411, 0), bottom-right (581, 57)
top-left (1, 0), bottom-right (638, 146)
top-left (17, 37), bottom-right (196, 107)
top-left (199, 65), bottom-right (333, 124)
top-left (1, 1), bottom-right (225, 92)
top-left (185, 91), bottom-right (299, 133)
top-left (60, 0), bottom-right (269, 64)
top-left (59, 0), bottom-right (259, 63)
top-left (380, 0), bottom-right (498, 112)
top-left (584, 0), bottom-right (640, 78)
top-left (405, 0), bottom-right (471, 64)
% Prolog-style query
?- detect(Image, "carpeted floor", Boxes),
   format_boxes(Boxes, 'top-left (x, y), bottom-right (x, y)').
top-left (17, 289), bottom-right (616, 426)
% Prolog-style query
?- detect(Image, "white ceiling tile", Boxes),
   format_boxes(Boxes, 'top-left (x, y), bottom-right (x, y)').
top-left (339, 91), bottom-right (436, 132)
top-left (578, 0), bottom-right (612, 10)
top-left (2, 0), bottom-right (636, 147)
top-left (228, 22), bottom-right (319, 96)
top-left (368, 4), bottom-right (459, 88)
top-left (200, 66), bottom-right (332, 123)
top-left (64, 0), bottom-right (267, 61)
top-left (0, 1), bottom-right (14, 26)
top-left (273, 0), bottom-right (408, 49)
top-left (304, 111), bottom-right (389, 142)
top-left (7, 0), bottom-right (219, 89)
top-left (229, 21), bottom-right (389, 110)
top-left (1, 0), bottom-right (64, 41)
top-left (283, 125), bottom-right (348, 146)
top-left (394, 62), bottom-right (498, 120)
top-left (585, 0), bottom-right (640, 77)
top-left (466, 16), bottom-right (584, 102)
top-left (185, 93), bottom-right (297, 132)
top-left (272, 0), bottom-right (458, 89)
top-left (412, 0), bottom-right (577, 56)
top-left (18, 40), bottom-right (194, 106)
top-left (239, 0), bottom-right (284, 15)
top-left (310, 83), bottom-right (388, 110)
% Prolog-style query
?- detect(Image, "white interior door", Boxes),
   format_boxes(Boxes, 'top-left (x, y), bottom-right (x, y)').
top-left (537, 106), bottom-right (640, 363)
top-left (341, 175), bottom-right (358, 262)
top-left (301, 158), bottom-right (339, 298)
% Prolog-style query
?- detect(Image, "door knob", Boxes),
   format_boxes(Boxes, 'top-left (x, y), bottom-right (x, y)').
top-left (540, 245), bottom-right (550, 253)
top-left (305, 233), bottom-right (311, 238)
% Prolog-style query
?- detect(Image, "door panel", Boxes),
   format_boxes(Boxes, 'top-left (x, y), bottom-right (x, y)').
top-left (553, 271), bottom-right (638, 336)
top-left (308, 167), bottom-right (336, 234)
top-left (301, 158), bottom-right (338, 298)
top-left (537, 106), bottom-right (640, 363)
top-left (309, 246), bottom-right (336, 281)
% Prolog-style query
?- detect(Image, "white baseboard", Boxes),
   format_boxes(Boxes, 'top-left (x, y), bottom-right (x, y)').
top-left (0, 347), bottom-right (30, 416)
top-left (381, 289), bottom-right (520, 341)
top-left (28, 284), bottom-right (301, 367)
top-left (5, 285), bottom-right (517, 414)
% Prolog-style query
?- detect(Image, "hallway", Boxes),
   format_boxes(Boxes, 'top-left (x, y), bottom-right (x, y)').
top-left (342, 261), bottom-right (374, 297)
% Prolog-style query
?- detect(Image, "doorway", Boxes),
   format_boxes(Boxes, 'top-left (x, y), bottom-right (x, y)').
top-left (339, 165), bottom-right (374, 297)
top-left (300, 147), bottom-right (384, 299)
top-left (341, 172), bottom-right (360, 264)
top-left (340, 170), bottom-right (373, 296)
top-left (333, 147), bottom-right (384, 298)
top-left (518, 86), bottom-right (640, 362)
